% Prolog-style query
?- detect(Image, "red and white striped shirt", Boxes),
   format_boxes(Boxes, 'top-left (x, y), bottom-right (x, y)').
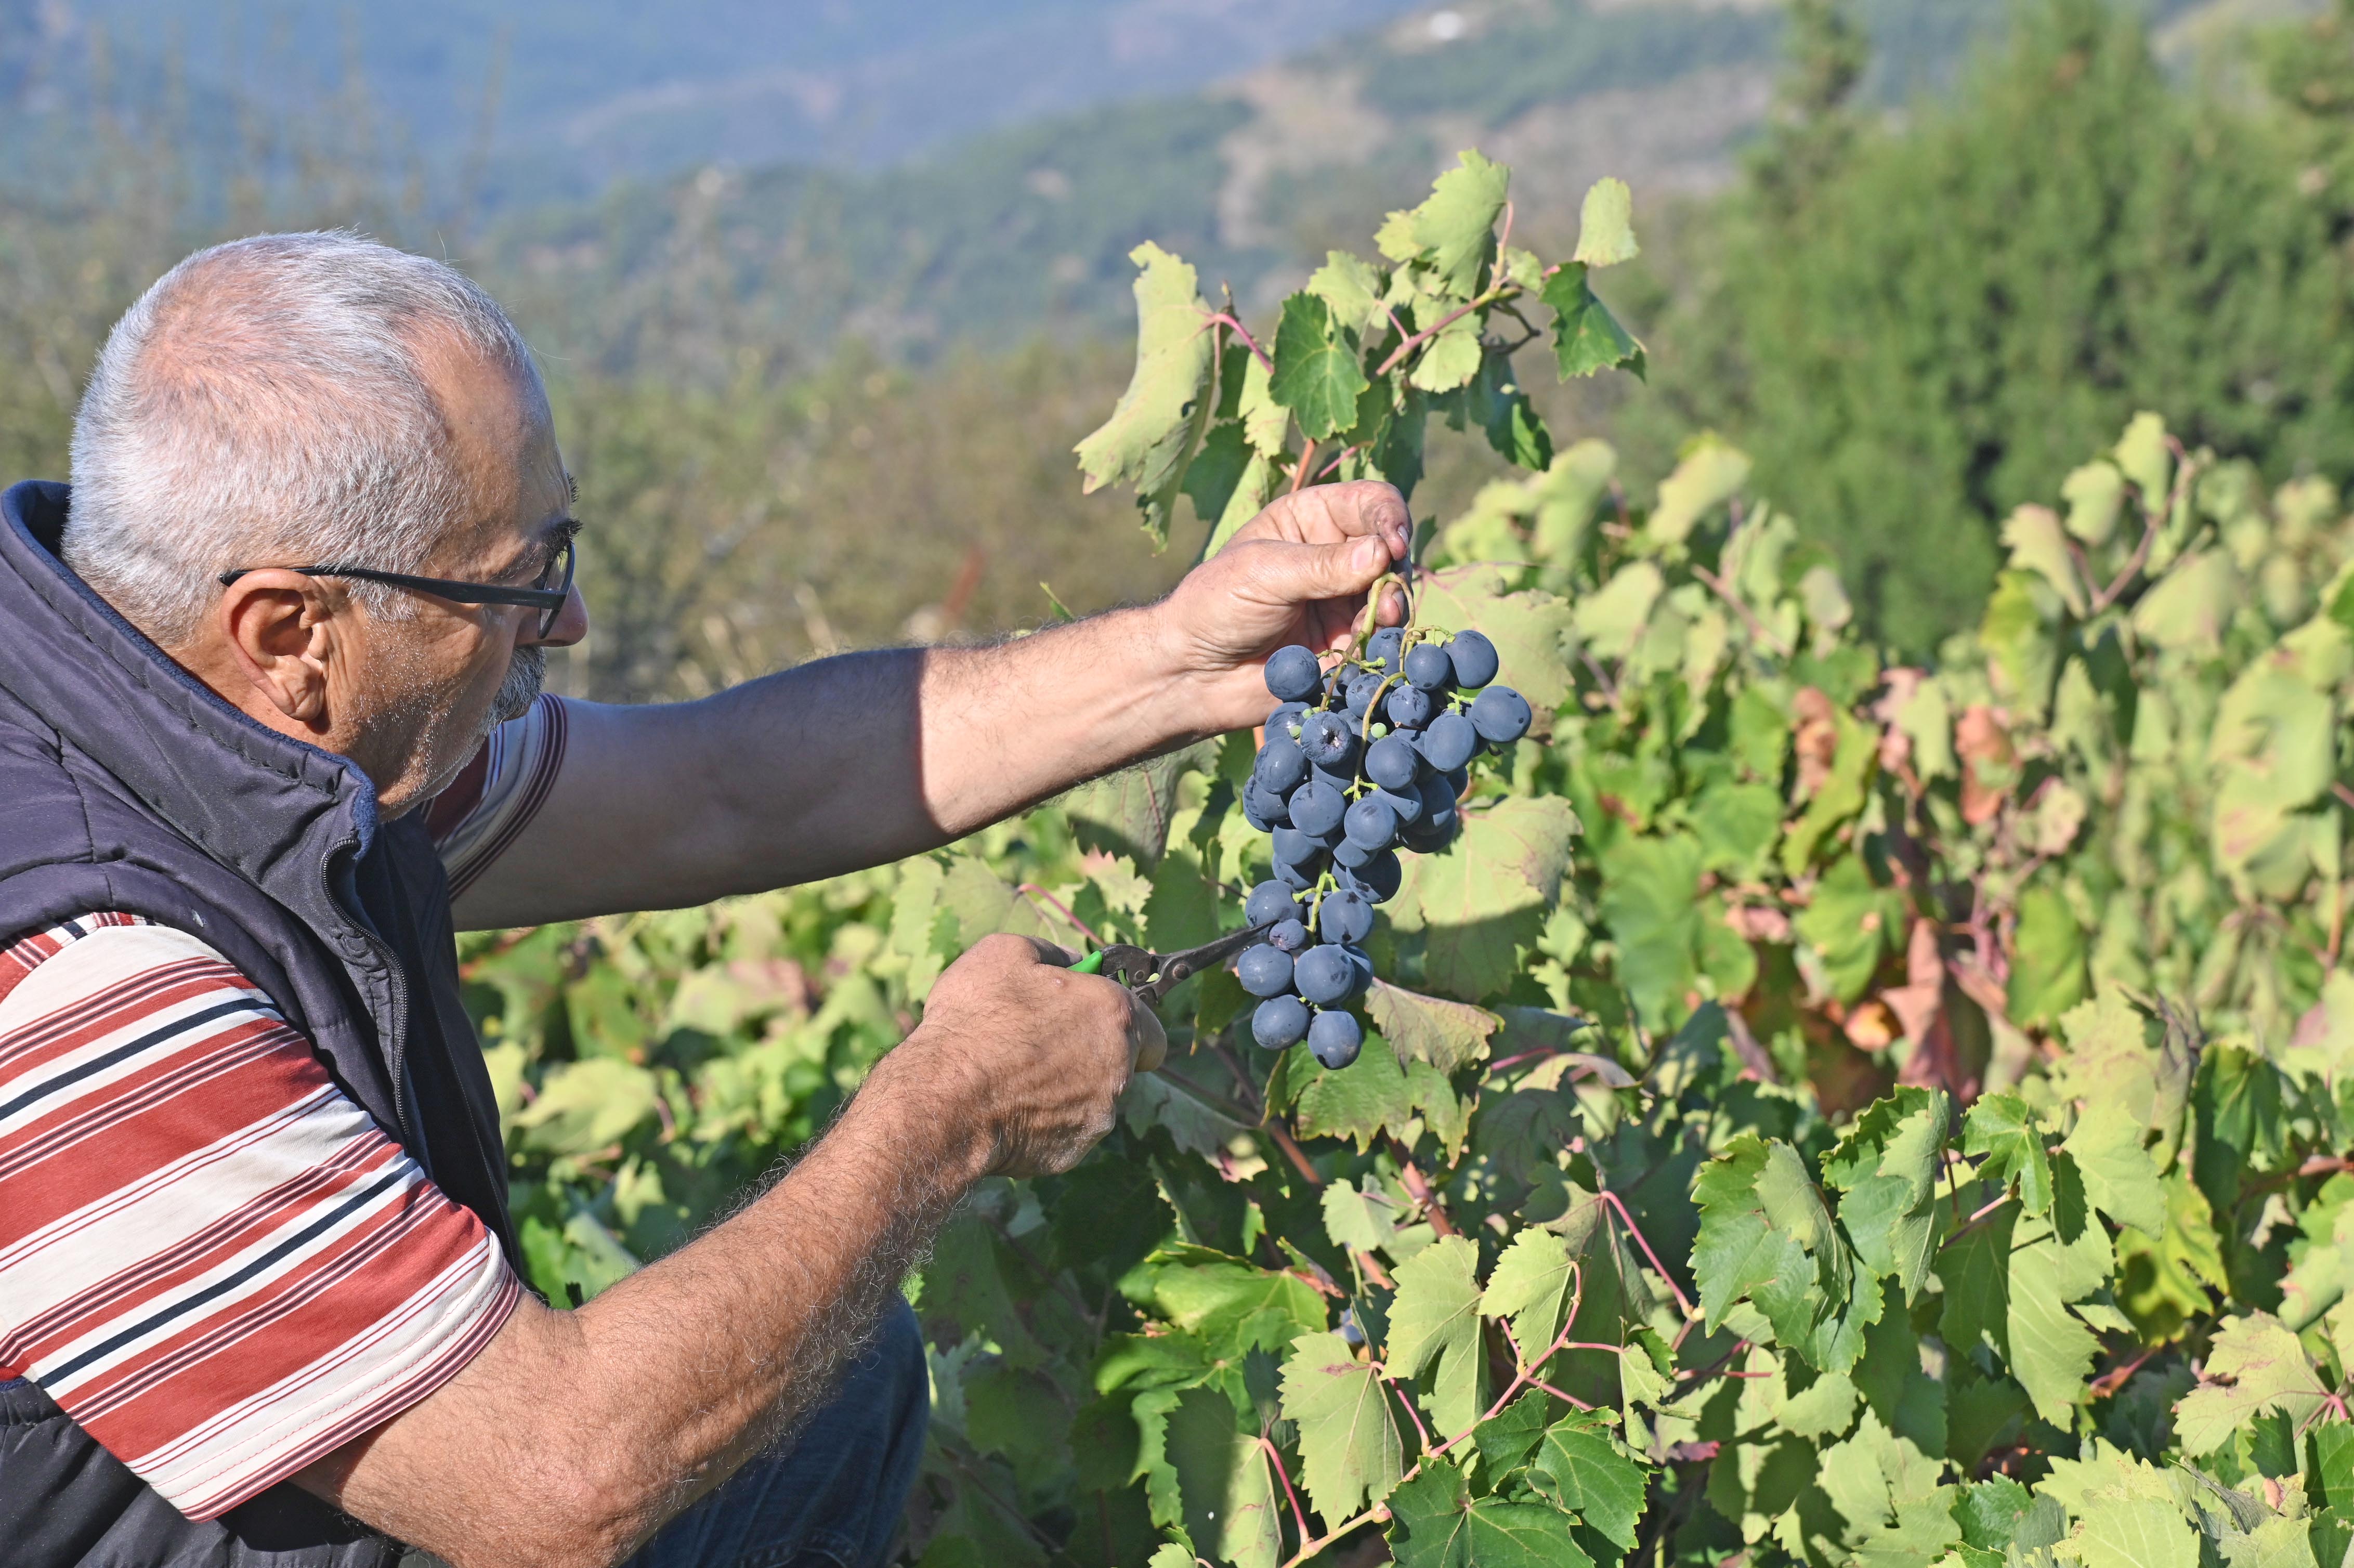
top-left (0, 694), bottom-right (570, 1520)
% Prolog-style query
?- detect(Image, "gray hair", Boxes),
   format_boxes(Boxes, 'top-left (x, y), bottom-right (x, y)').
top-left (63, 231), bottom-right (535, 647)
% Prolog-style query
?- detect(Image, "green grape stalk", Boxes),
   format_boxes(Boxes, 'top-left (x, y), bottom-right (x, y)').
top-left (465, 152), bottom-right (2354, 1568)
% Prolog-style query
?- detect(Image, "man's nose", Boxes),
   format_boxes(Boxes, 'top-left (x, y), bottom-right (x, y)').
top-left (528, 584), bottom-right (588, 649)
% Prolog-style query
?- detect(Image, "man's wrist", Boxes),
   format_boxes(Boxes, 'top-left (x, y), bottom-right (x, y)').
top-left (856, 1027), bottom-right (1000, 1190)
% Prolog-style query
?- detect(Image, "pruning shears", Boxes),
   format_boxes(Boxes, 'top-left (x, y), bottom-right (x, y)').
top-left (1071, 922), bottom-right (1274, 1010)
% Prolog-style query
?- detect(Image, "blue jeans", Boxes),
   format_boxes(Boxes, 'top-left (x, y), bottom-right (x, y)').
top-left (622, 1300), bottom-right (930, 1568)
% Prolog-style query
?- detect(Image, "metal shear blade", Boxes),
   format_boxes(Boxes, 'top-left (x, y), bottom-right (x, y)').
top-left (1095, 921), bottom-right (1274, 1009)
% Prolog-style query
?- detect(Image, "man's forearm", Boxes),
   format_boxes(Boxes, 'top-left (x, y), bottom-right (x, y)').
top-left (300, 1040), bottom-right (991, 1567)
top-left (466, 602), bottom-right (1210, 924)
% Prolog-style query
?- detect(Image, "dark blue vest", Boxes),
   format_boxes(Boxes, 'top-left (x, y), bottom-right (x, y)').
top-left (0, 480), bottom-right (520, 1566)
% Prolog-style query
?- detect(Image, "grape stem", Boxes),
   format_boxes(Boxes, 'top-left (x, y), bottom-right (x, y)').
top-left (1201, 310), bottom-right (1275, 373)
top-left (1385, 1135), bottom-right (1458, 1238)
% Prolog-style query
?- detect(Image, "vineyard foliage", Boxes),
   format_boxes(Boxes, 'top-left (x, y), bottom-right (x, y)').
top-left (464, 154), bottom-right (2354, 1565)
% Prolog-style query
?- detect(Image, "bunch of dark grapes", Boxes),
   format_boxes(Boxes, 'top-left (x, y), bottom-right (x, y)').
top-left (1234, 625), bottom-right (1532, 1069)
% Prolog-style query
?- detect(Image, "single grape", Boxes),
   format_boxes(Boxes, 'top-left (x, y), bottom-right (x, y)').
top-left (1320, 887), bottom-right (1375, 945)
top-left (1254, 735), bottom-right (1307, 794)
top-left (1401, 813), bottom-right (1459, 854)
top-left (1445, 765), bottom-right (1470, 796)
top-left (1375, 785), bottom-right (1422, 827)
top-left (1339, 946), bottom-right (1374, 1000)
top-left (1330, 835), bottom-right (1374, 869)
top-left (1344, 793), bottom-right (1398, 851)
top-left (1274, 857), bottom-right (1317, 892)
top-left (1244, 778), bottom-right (1290, 828)
top-left (1272, 826), bottom-right (1328, 868)
top-left (1309, 1009), bottom-right (1363, 1068)
top-left (1311, 762), bottom-right (1357, 797)
top-left (1265, 644), bottom-right (1323, 702)
top-left (1384, 685), bottom-right (1434, 730)
top-left (1365, 626), bottom-right (1404, 670)
top-left (1268, 918), bottom-right (1311, 953)
top-left (1237, 943), bottom-right (1296, 998)
top-left (1403, 643), bottom-right (1455, 692)
top-left (1446, 629), bottom-right (1499, 689)
top-left (1470, 685), bottom-right (1533, 744)
top-left (1289, 778), bottom-right (1347, 838)
top-left (1266, 699), bottom-right (1309, 740)
top-left (1419, 710), bottom-right (1479, 772)
top-left (1299, 710), bottom-right (1359, 772)
top-left (1294, 944), bottom-right (1355, 1005)
top-left (1345, 671), bottom-right (1387, 717)
top-left (1364, 734), bottom-right (1421, 792)
top-left (1339, 850), bottom-right (1402, 904)
top-left (1252, 994), bottom-right (1311, 1050)
top-left (1338, 1307), bottom-right (1367, 1347)
top-left (1245, 880), bottom-right (1303, 928)
top-left (1416, 770), bottom-right (1458, 819)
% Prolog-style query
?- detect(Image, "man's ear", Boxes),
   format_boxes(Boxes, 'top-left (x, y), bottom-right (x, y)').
top-left (218, 571), bottom-right (342, 728)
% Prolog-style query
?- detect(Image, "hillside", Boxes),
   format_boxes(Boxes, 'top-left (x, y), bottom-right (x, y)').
top-left (484, 0), bottom-right (2225, 371)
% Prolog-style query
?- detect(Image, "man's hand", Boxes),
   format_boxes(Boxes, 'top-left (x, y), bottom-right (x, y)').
top-left (1154, 479), bottom-right (1414, 733)
top-left (894, 934), bottom-right (1167, 1179)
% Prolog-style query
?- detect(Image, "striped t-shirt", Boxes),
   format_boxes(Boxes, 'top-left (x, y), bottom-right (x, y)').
top-left (0, 693), bottom-right (570, 1520)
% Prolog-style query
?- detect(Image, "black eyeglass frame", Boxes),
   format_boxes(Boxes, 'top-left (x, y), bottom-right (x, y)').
top-left (217, 537), bottom-right (576, 638)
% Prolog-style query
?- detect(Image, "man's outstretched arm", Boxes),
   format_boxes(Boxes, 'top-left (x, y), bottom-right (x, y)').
top-left (451, 482), bottom-right (1409, 928)
top-left (298, 936), bottom-right (1158, 1568)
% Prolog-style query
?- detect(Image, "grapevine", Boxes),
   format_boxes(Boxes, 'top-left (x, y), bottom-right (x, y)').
top-left (466, 147), bottom-right (2354, 1568)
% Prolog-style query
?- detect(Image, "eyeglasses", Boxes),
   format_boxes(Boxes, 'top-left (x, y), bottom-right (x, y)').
top-left (218, 535), bottom-right (577, 638)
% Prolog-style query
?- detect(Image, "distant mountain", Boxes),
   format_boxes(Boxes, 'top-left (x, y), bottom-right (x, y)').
top-left (51, 0), bottom-right (1430, 198)
top-left (493, 0), bottom-right (2169, 369)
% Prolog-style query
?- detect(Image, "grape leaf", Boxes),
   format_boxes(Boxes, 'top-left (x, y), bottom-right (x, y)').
top-left (1280, 1330), bottom-right (1405, 1521)
top-left (1409, 563), bottom-right (1576, 713)
top-left (1966, 1094), bottom-right (2054, 1215)
top-left (1649, 438), bottom-right (1750, 546)
top-left (1385, 1461), bottom-right (1595, 1568)
top-left (1573, 177), bottom-right (1640, 268)
top-left (1692, 1133), bottom-right (1877, 1371)
top-left (1481, 1230), bottom-right (1576, 1362)
top-left (514, 1057), bottom-right (659, 1155)
top-left (1528, 1413), bottom-right (1649, 1550)
top-left (1163, 1387), bottom-right (1283, 1568)
top-left (1076, 242), bottom-right (1218, 545)
top-left (1385, 1236), bottom-right (1489, 1436)
top-left (1542, 265), bottom-right (1643, 381)
top-left (2063, 1102), bottom-right (2166, 1237)
top-left (1137, 1249), bottom-right (1328, 1356)
top-left (1235, 346), bottom-right (1290, 457)
top-left (1410, 149), bottom-right (1509, 297)
top-left (1364, 979), bottom-right (1499, 1074)
top-left (1408, 309), bottom-right (1485, 394)
top-left (1393, 796), bottom-right (1579, 1001)
top-left (1593, 831), bottom-right (1705, 1029)
top-left (1822, 1087), bottom-right (1951, 1301)
top-left (1470, 1391), bottom-right (1557, 1483)
top-left (2004, 1212), bottom-right (2104, 1427)
top-left (2073, 1493), bottom-right (2199, 1568)
top-left (1269, 291), bottom-right (1369, 442)
top-left (1322, 1177), bottom-right (1407, 1257)
top-left (2175, 1314), bottom-right (2331, 1457)
top-left (1288, 1035), bottom-right (1463, 1156)
top-left (1309, 249), bottom-right (1387, 335)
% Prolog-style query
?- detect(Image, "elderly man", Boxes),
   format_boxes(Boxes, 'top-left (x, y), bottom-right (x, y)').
top-left (0, 232), bottom-right (1408, 1568)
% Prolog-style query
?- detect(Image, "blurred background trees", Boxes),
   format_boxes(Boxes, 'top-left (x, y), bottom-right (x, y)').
top-left (2, 0), bottom-right (2348, 693)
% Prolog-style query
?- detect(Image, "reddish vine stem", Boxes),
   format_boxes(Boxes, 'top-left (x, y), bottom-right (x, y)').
top-left (1690, 563), bottom-right (1792, 659)
top-left (1266, 1119), bottom-right (1326, 1187)
top-left (1016, 883), bottom-right (1103, 948)
top-left (1290, 441), bottom-right (1318, 494)
top-left (1260, 1435), bottom-right (1314, 1546)
top-left (1202, 310), bottom-right (1275, 372)
top-left (1387, 1136), bottom-right (1458, 1237)
top-left (1596, 1190), bottom-right (1695, 1319)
